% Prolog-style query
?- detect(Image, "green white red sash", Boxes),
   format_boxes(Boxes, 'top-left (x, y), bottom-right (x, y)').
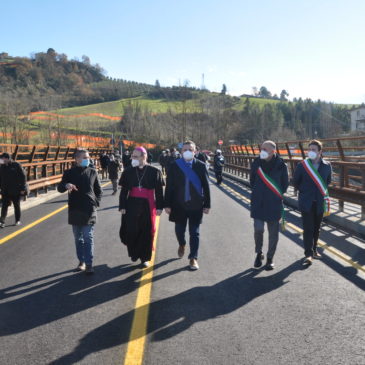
top-left (301, 158), bottom-right (330, 216)
top-left (257, 167), bottom-right (286, 230)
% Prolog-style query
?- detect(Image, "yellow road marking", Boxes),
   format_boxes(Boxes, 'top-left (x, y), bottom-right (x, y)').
top-left (0, 181), bottom-right (111, 246)
top-left (124, 216), bottom-right (161, 365)
top-left (211, 176), bottom-right (365, 273)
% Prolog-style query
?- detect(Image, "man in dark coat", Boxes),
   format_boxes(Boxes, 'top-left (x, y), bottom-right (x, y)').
top-left (100, 153), bottom-right (110, 180)
top-left (108, 154), bottom-right (120, 195)
top-left (165, 148), bottom-right (179, 173)
top-left (195, 147), bottom-right (207, 163)
top-left (158, 150), bottom-right (167, 175)
top-left (0, 152), bottom-right (27, 227)
top-left (58, 149), bottom-right (102, 274)
top-left (293, 139), bottom-right (332, 265)
top-left (164, 140), bottom-right (211, 270)
top-left (213, 149), bottom-right (225, 185)
top-left (250, 141), bottom-right (289, 270)
top-left (122, 150), bottom-right (131, 169)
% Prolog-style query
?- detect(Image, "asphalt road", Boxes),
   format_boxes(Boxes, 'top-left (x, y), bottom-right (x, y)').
top-left (0, 175), bottom-right (364, 365)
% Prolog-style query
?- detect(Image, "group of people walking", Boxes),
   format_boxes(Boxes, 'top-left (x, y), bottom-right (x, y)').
top-left (7, 137), bottom-right (329, 275)
top-left (250, 139), bottom-right (332, 269)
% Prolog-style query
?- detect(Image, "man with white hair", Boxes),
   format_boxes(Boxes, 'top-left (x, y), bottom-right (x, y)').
top-left (213, 149), bottom-right (225, 185)
top-left (250, 140), bottom-right (289, 270)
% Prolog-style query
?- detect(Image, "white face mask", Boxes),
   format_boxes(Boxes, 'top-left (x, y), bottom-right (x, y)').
top-left (260, 150), bottom-right (269, 160)
top-left (308, 151), bottom-right (317, 160)
top-left (183, 150), bottom-right (194, 161)
top-left (0, 159), bottom-right (4, 165)
top-left (131, 159), bottom-right (140, 167)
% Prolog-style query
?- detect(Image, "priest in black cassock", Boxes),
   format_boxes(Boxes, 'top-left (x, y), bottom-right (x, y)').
top-left (119, 146), bottom-right (164, 267)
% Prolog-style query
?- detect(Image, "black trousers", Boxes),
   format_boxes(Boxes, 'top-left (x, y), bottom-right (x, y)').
top-left (214, 170), bottom-right (223, 185)
top-left (301, 202), bottom-right (323, 257)
top-left (1, 194), bottom-right (21, 223)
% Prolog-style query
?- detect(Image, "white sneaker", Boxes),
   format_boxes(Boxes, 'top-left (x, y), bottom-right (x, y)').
top-left (142, 261), bottom-right (150, 268)
top-left (189, 259), bottom-right (199, 270)
top-left (15, 221), bottom-right (22, 226)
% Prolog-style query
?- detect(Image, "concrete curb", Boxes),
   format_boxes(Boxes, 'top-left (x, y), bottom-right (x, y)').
top-left (218, 170), bottom-right (365, 239)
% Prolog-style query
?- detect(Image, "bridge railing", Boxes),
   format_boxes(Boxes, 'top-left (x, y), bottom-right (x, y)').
top-left (221, 136), bottom-right (365, 219)
top-left (0, 144), bottom-right (113, 196)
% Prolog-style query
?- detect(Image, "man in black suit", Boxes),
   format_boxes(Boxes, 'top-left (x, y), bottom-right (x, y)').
top-left (164, 140), bottom-right (211, 270)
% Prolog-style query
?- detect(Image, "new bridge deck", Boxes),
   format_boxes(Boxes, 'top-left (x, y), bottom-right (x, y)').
top-left (0, 174), bottom-right (364, 365)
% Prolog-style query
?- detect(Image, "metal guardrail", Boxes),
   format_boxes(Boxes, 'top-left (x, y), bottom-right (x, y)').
top-left (0, 144), bottom-right (113, 196)
top-left (221, 136), bottom-right (365, 219)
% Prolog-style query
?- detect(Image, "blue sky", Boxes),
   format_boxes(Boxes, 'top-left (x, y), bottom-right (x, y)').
top-left (1, 0), bottom-right (365, 103)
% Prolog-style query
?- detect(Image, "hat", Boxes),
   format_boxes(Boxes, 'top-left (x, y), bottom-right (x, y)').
top-left (0, 153), bottom-right (10, 159)
top-left (216, 149), bottom-right (222, 153)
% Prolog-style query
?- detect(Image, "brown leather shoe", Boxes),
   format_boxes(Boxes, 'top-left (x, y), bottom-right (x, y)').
top-left (178, 245), bottom-right (185, 258)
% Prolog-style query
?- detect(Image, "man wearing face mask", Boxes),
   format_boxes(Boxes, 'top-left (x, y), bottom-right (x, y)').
top-left (164, 140), bottom-right (211, 270)
top-left (0, 153), bottom-right (27, 228)
top-left (119, 147), bottom-right (164, 268)
top-left (58, 149), bottom-right (102, 274)
top-left (250, 141), bottom-right (289, 270)
top-left (293, 140), bottom-right (332, 265)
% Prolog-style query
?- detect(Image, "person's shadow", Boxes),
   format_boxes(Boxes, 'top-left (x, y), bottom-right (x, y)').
top-left (0, 259), bottom-right (179, 338)
top-left (51, 259), bottom-right (303, 364)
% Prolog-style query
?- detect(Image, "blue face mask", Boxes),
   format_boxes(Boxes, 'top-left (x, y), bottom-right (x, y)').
top-left (80, 159), bottom-right (90, 167)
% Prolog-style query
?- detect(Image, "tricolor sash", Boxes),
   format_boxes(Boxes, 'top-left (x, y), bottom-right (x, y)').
top-left (301, 159), bottom-right (330, 216)
top-left (257, 167), bottom-right (286, 231)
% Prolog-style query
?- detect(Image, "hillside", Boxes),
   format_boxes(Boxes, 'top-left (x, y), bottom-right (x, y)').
top-left (0, 49), bottom-right (154, 109)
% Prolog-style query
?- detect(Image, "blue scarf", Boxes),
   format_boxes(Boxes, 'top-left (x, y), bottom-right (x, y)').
top-left (175, 158), bottom-right (203, 202)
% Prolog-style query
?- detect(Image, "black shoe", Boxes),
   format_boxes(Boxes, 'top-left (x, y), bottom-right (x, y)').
top-left (85, 265), bottom-right (94, 275)
top-left (0, 222), bottom-right (4, 228)
top-left (254, 252), bottom-right (264, 268)
top-left (265, 258), bottom-right (275, 271)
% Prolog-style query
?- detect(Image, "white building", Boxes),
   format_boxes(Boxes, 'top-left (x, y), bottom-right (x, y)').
top-left (349, 106), bottom-right (365, 131)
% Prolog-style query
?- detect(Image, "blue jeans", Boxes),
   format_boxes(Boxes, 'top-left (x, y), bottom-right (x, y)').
top-left (175, 215), bottom-right (200, 260)
top-left (72, 225), bottom-right (95, 265)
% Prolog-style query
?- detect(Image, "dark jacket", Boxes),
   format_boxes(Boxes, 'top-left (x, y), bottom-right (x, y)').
top-left (250, 155), bottom-right (289, 221)
top-left (196, 152), bottom-right (207, 163)
top-left (100, 155), bottom-right (110, 169)
top-left (293, 158), bottom-right (332, 214)
top-left (108, 160), bottom-right (120, 180)
top-left (214, 154), bottom-right (225, 172)
top-left (58, 166), bottom-right (102, 225)
top-left (0, 161), bottom-right (27, 196)
top-left (164, 158), bottom-right (211, 224)
top-left (122, 154), bottom-right (131, 168)
top-left (158, 154), bottom-right (166, 167)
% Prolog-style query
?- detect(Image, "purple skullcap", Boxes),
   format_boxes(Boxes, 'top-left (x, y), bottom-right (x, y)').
top-left (135, 146), bottom-right (147, 155)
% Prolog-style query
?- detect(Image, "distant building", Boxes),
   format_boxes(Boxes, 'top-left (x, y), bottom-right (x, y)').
top-left (349, 106), bottom-right (365, 131)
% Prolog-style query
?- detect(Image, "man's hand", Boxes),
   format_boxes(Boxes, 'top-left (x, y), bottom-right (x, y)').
top-left (120, 209), bottom-right (126, 214)
top-left (66, 183), bottom-right (78, 192)
top-left (164, 208), bottom-right (171, 215)
top-left (203, 208), bottom-right (210, 214)
top-left (156, 209), bottom-right (163, 216)
top-left (20, 190), bottom-right (25, 195)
